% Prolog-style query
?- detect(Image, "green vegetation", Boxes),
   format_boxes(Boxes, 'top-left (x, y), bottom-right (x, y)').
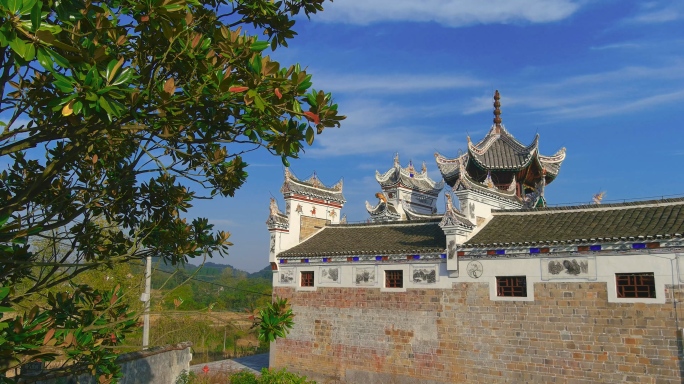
top-left (176, 368), bottom-right (316, 384)
top-left (0, 0), bottom-right (343, 380)
top-left (153, 263), bottom-right (273, 311)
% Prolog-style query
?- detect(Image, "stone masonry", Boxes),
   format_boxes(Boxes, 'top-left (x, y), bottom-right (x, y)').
top-left (273, 283), bottom-right (684, 384)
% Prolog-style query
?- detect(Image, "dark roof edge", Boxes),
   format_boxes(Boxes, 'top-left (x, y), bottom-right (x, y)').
top-left (325, 218), bottom-right (442, 228)
top-left (492, 197), bottom-right (684, 214)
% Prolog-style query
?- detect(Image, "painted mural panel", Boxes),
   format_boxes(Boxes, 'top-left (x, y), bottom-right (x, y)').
top-left (320, 266), bottom-right (341, 284)
top-left (410, 264), bottom-right (438, 284)
top-left (279, 268), bottom-right (295, 285)
top-left (541, 257), bottom-right (596, 281)
top-left (353, 266), bottom-right (377, 286)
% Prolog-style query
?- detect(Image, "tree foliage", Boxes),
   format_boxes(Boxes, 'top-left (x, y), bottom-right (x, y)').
top-left (252, 297), bottom-right (293, 343)
top-left (0, 0), bottom-right (343, 380)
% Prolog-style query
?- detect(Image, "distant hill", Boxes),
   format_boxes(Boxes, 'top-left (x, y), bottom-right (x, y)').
top-left (248, 265), bottom-right (272, 280)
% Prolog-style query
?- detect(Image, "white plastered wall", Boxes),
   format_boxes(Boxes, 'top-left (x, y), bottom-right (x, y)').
top-left (274, 251), bottom-right (679, 304)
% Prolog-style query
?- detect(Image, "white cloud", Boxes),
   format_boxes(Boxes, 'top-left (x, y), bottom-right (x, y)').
top-left (318, 0), bottom-right (582, 26)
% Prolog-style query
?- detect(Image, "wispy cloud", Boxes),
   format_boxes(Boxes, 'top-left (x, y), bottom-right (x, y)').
top-left (307, 99), bottom-right (464, 157)
top-left (318, 0), bottom-right (583, 26)
top-left (315, 73), bottom-right (483, 94)
top-left (460, 62), bottom-right (684, 122)
top-left (623, 1), bottom-right (684, 24)
top-left (589, 42), bottom-right (643, 50)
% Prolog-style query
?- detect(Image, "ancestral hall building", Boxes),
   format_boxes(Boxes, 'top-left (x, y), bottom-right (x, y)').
top-left (266, 91), bottom-right (684, 383)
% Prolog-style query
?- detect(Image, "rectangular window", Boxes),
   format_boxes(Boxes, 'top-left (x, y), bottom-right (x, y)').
top-left (300, 271), bottom-right (314, 287)
top-left (385, 270), bottom-right (403, 288)
top-left (616, 273), bottom-right (655, 298)
top-left (496, 276), bottom-right (527, 297)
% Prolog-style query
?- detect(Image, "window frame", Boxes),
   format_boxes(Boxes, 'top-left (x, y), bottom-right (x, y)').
top-left (615, 272), bottom-right (656, 299)
top-left (300, 270), bottom-right (315, 287)
top-left (496, 276), bottom-right (528, 297)
top-left (385, 270), bottom-right (404, 289)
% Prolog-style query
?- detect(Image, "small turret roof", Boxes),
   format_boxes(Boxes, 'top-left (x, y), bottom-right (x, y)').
top-left (375, 155), bottom-right (444, 195)
top-left (280, 168), bottom-right (346, 204)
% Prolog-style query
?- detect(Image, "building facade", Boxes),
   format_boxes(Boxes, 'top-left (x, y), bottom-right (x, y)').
top-left (266, 92), bottom-right (684, 383)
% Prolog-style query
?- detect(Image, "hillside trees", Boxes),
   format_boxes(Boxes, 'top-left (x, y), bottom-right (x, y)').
top-left (0, 0), bottom-right (343, 380)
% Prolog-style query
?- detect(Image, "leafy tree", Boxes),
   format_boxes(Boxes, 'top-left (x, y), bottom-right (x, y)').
top-left (0, 0), bottom-right (343, 380)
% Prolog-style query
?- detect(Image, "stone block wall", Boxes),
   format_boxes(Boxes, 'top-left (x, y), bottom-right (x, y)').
top-left (299, 216), bottom-right (329, 242)
top-left (273, 283), bottom-right (684, 383)
top-left (22, 342), bottom-right (192, 384)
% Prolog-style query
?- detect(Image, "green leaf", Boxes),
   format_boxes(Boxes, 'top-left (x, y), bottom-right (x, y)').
top-left (36, 46), bottom-right (52, 69)
top-left (305, 126), bottom-right (314, 146)
top-left (72, 99), bottom-right (83, 115)
top-left (98, 96), bottom-right (114, 116)
top-left (0, 213), bottom-right (8, 227)
top-left (253, 94), bottom-right (265, 112)
top-left (23, 42), bottom-right (35, 61)
top-left (8, 36), bottom-right (27, 58)
top-left (7, 0), bottom-right (22, 14)
top-left (19, 0), bottom-right (35, 14)
top-left (111, 67), bottom-right (133, 86)
top-left (0, 286), bottom-right (9, 300)
top-left (250, 40), bottom-right (269, 52)
top-left (47, 48), bottom-right (69, 68)
top-left (30, 1), bottom-right (41, 32)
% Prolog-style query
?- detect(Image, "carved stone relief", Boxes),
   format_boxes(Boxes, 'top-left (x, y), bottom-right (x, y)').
top-left (541, 257), bottom-right (596, 281)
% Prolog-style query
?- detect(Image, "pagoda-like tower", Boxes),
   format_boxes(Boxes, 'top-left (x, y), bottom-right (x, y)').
top-left (366, 154), bottom-right (444, 222)
top-left (266, 169), bottom-right (345, 268)
top-left (435, 90), bottom-right (566, 223)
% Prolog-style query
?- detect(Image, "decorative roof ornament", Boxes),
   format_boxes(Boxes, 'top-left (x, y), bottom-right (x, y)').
top-left (445, 192), bottom-right (455, 212)
top-left (375, 192), bottom-right (387, 203)
top-left (593, 191), bottom-right (606, 205)
top-left (340, 214), bottom-right (347, 224)
top-left (393, 152), bottom-right (400, 168)
top-left (365, 192), bottom-right (402, 222)
top-left (269, 197), bottom-right (279, 216)
top-left (507, 175), bottom-right (517, 193)
top-left (306, 171), bottom-right (323, 188)
top-left (407, 160), bottom-right (415, 176)
top-left (266, 197), bottom-right (289, 230)
top-left (483, 171), bottom-right (495, 189)
top-left (422, 161), bottom-right (427, 174)
top-left (439, 192), bottom-right (474, 229)
top-left (493, 90), bottom-right (502, 133)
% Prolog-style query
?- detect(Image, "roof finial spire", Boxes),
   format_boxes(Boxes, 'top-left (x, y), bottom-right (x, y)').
top-left (493, 90), bottom-right (502, 133)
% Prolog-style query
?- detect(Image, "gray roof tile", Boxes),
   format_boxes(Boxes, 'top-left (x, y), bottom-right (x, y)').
top-left (278, 220), bottom-right (446, 257)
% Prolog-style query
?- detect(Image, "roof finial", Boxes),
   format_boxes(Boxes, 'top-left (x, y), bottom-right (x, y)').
top-left (393, 152), bottom-right (400, 168)
top-left (493, 90), bottom-right (502, 133)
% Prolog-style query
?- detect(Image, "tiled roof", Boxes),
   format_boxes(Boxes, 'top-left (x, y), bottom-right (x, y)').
top-left (468, 128), bottom-right (537, 170)
top-left (464, 198), bottom-right (684, 247)
top-left (278, 220), bottom-right (446, 257)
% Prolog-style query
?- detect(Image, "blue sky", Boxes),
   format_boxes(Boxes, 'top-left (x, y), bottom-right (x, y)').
top-left (191, 0), bottom-right (684, 272)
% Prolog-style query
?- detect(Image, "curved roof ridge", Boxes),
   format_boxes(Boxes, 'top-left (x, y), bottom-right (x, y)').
top-left (539, 147), bottom-right (567, 163)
